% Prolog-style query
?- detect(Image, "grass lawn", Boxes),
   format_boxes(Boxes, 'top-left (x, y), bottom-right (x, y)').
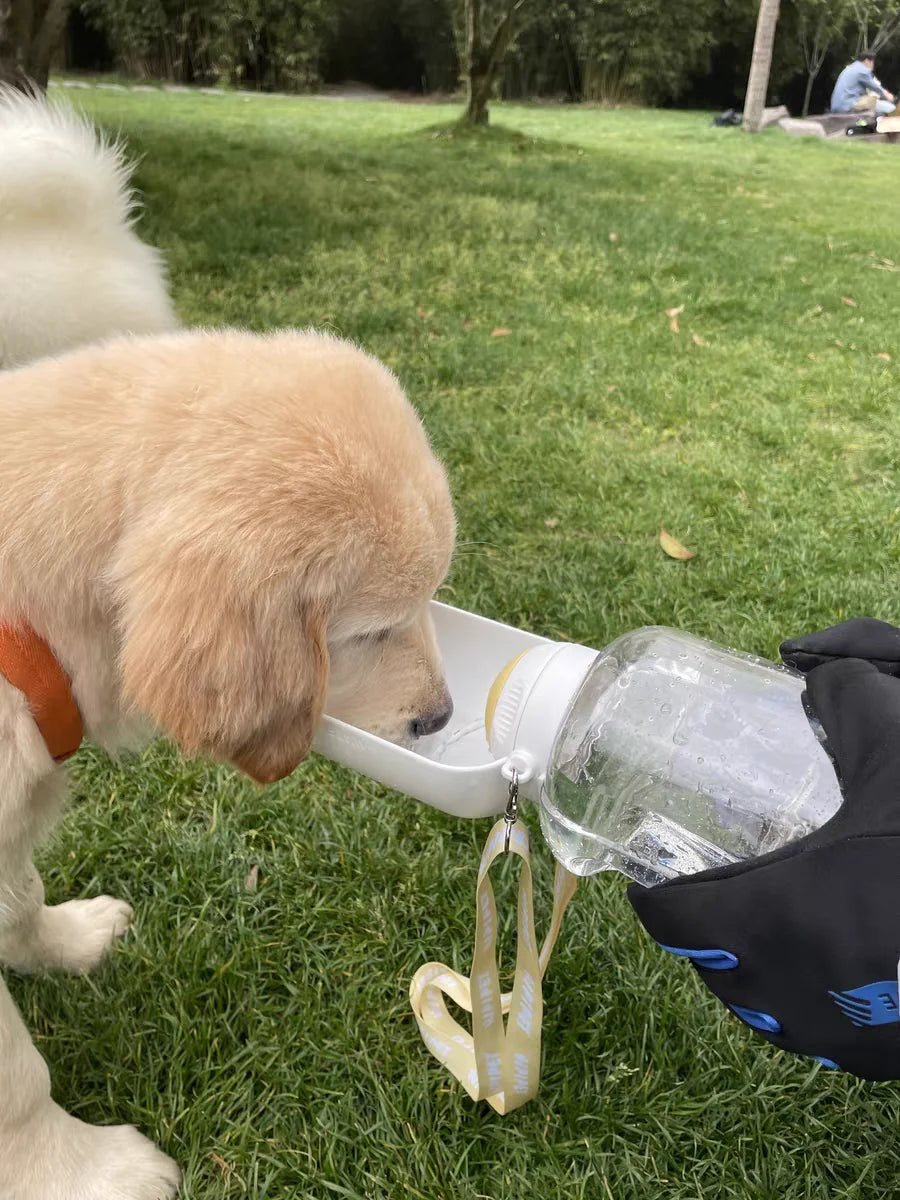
top-left (16, 84), bottom-right (900, 1198)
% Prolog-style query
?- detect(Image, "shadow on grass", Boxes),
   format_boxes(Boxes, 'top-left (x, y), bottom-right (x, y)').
top-left (418, 119), bottom-right (553, 148)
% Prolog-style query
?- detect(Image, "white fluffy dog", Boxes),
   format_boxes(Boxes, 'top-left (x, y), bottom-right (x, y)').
top-left (0, 87), bottom-right (177, 367)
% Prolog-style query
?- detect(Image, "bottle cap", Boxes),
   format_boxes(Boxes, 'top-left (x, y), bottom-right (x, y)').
top-left (485, 642), bottom-right (598, 784)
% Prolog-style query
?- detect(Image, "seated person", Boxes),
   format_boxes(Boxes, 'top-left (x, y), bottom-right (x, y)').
top-left (831, 49), bottom-right (896, 116)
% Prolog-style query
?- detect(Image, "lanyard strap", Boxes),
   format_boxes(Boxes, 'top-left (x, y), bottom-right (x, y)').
top-left (409, 816), bottom-right (578, 1114)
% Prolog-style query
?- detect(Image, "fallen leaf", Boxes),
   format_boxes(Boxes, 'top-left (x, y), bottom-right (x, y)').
top-left (659, 527), bottom-right (696, 561)
top-left (545, 517), bottom-right (559, 528)
top-left (691, 333), bottom-right (705, 346)
top-left (607, 384), bottom-right (619, 393)
top-left (808, 352), bottom-right (818, 360)
top-left (416, 306), bottom-right (433, 319)
top-left (609, 232), bottom-right (619, 242)
top-left (245, 864), bottom-right (259, 892)
top-left (840, 296), bottom-right (857, 307)
top-left (490, 327), bottom-right (511, 337)
top-left (209, 1154), bottom-right (233, 1179)
top-left (877, 352), bottom-right (892, 361)
top-left (666, 304), bottom-right (684, 333)
top-left (462, 319), bottom-right (476, 331)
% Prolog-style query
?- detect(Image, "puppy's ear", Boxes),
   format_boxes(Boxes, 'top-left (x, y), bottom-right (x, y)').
top-left (226, 598), bottom-right (329, 784)
top-left (115, 538), bottom-right (329, 784)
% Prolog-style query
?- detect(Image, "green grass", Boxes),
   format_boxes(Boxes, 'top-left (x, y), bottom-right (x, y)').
top-left (15, 85), bottom-right (900, 1197)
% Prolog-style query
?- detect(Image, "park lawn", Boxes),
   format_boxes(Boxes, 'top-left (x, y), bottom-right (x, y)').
top-left (15, 84), bottom-right (900, 1198)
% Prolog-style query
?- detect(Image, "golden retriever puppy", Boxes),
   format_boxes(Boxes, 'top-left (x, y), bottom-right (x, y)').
top-left (0, 328), bottom-right (455, 1198)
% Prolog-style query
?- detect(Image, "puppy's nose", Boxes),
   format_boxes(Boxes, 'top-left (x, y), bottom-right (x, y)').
top-left (409, 696), bottom-right (454, 739)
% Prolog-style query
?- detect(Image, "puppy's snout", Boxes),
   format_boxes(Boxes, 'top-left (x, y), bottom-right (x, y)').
top-left (409, 695), bottom-right (453, 739)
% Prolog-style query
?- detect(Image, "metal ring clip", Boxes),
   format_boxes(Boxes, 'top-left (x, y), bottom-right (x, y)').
top-left (503, 769), bottom-right (520, 854)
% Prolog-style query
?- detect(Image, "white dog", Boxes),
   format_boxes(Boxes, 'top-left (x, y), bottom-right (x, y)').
top-left (0, 94), bottom-right (455, 1198)
top-left (0, 86), bottom-right (177, 367)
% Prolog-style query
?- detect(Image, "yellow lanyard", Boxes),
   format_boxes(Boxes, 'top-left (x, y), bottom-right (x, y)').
top-left (410, 811), bottom-right (578, 1114)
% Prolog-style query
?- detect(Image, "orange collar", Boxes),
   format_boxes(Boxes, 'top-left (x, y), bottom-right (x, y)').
top-left (0, 624), bottom-right (83, 761)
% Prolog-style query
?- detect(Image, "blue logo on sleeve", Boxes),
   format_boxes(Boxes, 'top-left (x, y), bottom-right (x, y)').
top-left (829, 981), bottom-right (900, 1027)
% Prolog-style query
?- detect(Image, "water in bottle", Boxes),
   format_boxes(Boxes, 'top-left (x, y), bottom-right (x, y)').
top-left (489, 627), bottom-right (843, 886)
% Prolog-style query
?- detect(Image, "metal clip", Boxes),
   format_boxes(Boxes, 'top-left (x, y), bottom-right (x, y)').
top-left (503, 769), bottom-right (520, 854)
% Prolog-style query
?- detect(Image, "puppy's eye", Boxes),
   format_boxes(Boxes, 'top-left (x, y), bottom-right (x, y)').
top-left (355, 628), bottom-right (393, 644)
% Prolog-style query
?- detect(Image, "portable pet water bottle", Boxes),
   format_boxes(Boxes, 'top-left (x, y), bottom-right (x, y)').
top-left (314, 604), bottom-right (845, 1111)
top-left (312, 604), bottom-right (843, 885)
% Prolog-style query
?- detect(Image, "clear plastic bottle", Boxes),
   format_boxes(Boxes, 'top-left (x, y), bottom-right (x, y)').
top-left (487, 626), bottom-right (844, 887)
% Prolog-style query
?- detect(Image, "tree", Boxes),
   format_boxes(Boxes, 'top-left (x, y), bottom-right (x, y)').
top-left (461, 0), bottom-right (530, 124)
top-left (797, 0), bottom-right (850, 116)
top-left (850, 0), bottom-right (900, 55)
top-left (798, 9), bottom-right (828, 115)
top-left (79, 0), bottom-right (335, 89)
top-left (743, 0), bottom-right (780, 131)
top-left (0, 0), bottom-right (72, 89)
top-left (565, 0), bottom-right (717, 105)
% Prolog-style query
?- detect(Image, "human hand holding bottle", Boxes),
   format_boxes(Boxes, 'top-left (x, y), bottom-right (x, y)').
top-left (628, 618), bottom-right (900, 1079)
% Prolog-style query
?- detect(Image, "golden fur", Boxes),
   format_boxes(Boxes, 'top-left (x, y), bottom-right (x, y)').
top-left (0, 328), bottom-right (454, 1197)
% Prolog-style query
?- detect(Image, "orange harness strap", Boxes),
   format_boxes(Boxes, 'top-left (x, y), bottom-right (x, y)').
top-left (0, 624), bottom-right (84, 761)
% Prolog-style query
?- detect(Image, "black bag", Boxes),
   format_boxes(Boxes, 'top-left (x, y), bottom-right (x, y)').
top-left (846, 117), bottom-right (878, 136)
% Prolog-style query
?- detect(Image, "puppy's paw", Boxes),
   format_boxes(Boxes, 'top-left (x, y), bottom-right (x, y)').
top-left (2, 896), bottom-right (134, 974)
top-left (72, 1123), bottom-right (181, 1200)
top-left (3, 1111), bottom-right (180, 1200)
top-left (44, 895), bottom-right (134, 973)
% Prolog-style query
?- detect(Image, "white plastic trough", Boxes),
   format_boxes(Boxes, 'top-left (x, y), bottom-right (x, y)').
top-left (312, 602), bottom-right (553, 818)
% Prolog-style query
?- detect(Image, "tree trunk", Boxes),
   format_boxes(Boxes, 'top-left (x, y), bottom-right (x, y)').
top-left (461, 0), bottom-right (528, 126)
top-left (0, 0), bottom-right (29, 88)
top-left (464, 69), bottom-right (492, 125)
top-left (802, 69), bottom-right (815, 117)
top-left (463, 0), bottom-right (486, 124)
top-left (799, 10), bottom-right (830, 121)
top-left (0, 0), bottom-right (71, 92)
top-left (743, 0), bottom-right (781, 133)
